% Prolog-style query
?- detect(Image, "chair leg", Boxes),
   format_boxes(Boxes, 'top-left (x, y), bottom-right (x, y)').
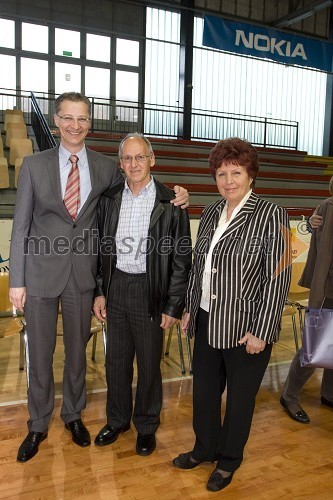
top-left (23, 328), bottom-right (29, 387)
top-left (185, 334), bottom-right (193, 375)
top-left (91, 331), bottom-right (98, 361)
top-left (165, 327), bottom-right (173, 356)
top-left (102, 321), bottom-right (107, 356)
top-left (19, 327), bottom-right (25, 371)
top-left (176, 323), bottom-right (186, 375)
top-left (292, 315), bottom-right (299, 351)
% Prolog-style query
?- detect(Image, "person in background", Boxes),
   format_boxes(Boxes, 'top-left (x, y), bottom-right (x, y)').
top-left (9, 93), bottom-right (189, 462)
top-left (280, 176), bottom-right (333, 423)
top-left (93, 133), bottom-right (192, 456)
top-left (172, 137), bottom-right (291, 492)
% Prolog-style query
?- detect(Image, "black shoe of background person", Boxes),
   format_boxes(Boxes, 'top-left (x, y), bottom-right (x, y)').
top-left (17, 431), bottom-right (48, 462)
top-left (136, 433), bottom-right (156, 456)
top-left (65, 419), bottom-right (91, 447)
top-left (280, 396), bottom-right (310, 424)
top-left (207, 469), bottom-right (234, 492)
top-left (173, 451), bottom-right (203, 469)
top-left (321, 396), bottom-right (333, 408)
top-left (94, 424), bottom-right (131, 446)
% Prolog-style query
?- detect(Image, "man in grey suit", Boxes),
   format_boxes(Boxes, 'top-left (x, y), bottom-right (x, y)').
top-left (9, 92), bottom-right (189, 462)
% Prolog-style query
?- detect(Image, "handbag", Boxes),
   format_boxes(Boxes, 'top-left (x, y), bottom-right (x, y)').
top-left (299, 307), bottom-right (333, 369)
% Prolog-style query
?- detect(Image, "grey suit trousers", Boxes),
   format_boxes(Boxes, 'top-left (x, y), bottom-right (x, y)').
top-left (24, 270), bottom-right (94, 432)
top-left (282, 348), bottom-right (333, 404)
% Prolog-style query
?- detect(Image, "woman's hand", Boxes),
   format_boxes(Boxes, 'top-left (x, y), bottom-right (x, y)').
top-left (181, 312), bottom-right (190, 332)
top-left (93, 295), bottom-right (106, 321)
top-left (239, 332), bottom-right (266, 354)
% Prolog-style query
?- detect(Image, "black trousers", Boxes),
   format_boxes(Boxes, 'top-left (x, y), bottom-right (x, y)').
top-left (105, 268), bottom-right (164, 434)
top-left (192, 309), bottom-right (272, 471)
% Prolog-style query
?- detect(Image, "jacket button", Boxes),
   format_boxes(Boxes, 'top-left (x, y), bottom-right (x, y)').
top-left (212, 268), bottom-right (217, 273)
top-left (211, 294), bottom-right (216, 299)
top-left (73, 224), bottom-right (77, 228)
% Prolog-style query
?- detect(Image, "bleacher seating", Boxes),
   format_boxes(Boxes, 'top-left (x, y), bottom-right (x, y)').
top-left (0, 157), bottom-right (9, 189)
top-left (0, 135), bottom-right (4, 157)
top-left (14, 158), bottom-right (23, 188)
top-left (6, 122), bottom-right (28, 147)
top-left (9, 138), bottom-right (33, 166)
top-left (4, 110), bottom-right (25, 131)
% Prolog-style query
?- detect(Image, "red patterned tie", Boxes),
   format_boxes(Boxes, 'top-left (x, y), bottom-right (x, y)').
top-left (64, 155), bottom-right (80, 220)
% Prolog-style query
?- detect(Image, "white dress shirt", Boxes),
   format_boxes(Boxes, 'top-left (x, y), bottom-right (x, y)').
top-left (200, 189), bottom-right (253, 312)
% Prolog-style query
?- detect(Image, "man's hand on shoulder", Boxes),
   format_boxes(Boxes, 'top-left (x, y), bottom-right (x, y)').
top-left (171, 185), bottom-right (189, 209)
top-left (9, 287), bottom-right (26, 312)
top-left (309, 207), bottom-right (323, 230)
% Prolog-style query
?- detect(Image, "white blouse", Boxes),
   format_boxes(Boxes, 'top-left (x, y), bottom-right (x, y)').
top-left (200, 189), bottom-right (253, 312)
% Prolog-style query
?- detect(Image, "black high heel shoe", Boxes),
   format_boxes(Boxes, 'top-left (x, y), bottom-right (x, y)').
top-left (207, 469), bottom-right (234, 492)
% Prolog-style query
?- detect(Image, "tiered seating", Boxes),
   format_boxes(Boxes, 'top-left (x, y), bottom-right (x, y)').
top-left (6, 122), bottom-right (28, 147)
top-left (9, 138), bottom-right (33, 166)
top-left (0, 157), bottom-right (9, 188)
top-left (4, 109), bottom-right (24, 131)
top-left (78, 131), bottom-right (331, 218)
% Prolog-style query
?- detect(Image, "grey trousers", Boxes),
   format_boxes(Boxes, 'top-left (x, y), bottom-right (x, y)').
top-left (282, 349), bottom-right (333, 404)
top-left (24, 270), bottom-right (94, 432)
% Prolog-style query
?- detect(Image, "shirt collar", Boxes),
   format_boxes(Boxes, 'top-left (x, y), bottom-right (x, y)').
top-left (124, 175), bottom-right (155, 197)
top-left (220, 189), bottom-right (253, 225)
top-left (59, 144), bottom-right (86, 166)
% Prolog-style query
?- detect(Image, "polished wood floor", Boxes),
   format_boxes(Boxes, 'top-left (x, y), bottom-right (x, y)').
top-left (1, 317), bottom-right (333, 499)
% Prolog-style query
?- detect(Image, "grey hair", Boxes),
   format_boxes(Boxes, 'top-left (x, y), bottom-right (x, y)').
top-left (118, 133), bottom-right (153, 158)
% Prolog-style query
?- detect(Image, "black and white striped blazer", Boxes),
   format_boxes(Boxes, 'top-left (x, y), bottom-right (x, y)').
top-left (186, 192), bottom-right (291, 349)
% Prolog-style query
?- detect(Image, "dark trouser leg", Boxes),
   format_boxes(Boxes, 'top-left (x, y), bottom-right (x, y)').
top-left (192, 309), bottom-right (225, 462)
top-left (129, 276), bottom-right (163, 435)
top-left (24, 294), bottom-right (59, 432)
top-left (282, 349), bottom-right (316, 405)
top-left (216, 343), bottom-right (272, 472)
top-left (321, 369), bottom-right (333, 401)
top-left (106, 270), bottom-right (136, 428)
top-left (60, 271), bottom-right (94, 423)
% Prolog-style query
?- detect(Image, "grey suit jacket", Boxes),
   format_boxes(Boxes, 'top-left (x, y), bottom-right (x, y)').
top-left (9, 146), bottom-right (123, 297)
top-left (299, 196), bottom-right (333, 307)
top-left (186, 193), bottom-right (291, 349)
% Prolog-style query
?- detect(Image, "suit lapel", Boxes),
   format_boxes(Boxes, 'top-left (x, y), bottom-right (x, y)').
top-left (76, 148), bottom-right (101, 220)
top-left (218, 192), bottom-right (258, 242)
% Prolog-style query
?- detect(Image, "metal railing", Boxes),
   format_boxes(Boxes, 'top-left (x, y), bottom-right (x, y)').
top-left (0, 88), bottom-right (299, 150)
top-left (30, 92), bottom-right (57, 151)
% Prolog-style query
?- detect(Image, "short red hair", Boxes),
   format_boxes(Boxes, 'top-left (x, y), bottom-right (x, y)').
top-left (209, 138), bottom-right (259, 182)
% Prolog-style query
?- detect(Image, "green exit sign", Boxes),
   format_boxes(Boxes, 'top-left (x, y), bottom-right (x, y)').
top-left (63, 50), bottom-right (72, 56)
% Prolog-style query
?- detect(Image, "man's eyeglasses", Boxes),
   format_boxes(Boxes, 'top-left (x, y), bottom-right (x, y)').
top-left (57, 115), bottom-right (91, 124)
top-left (120, 154), bottom-right (151, 165)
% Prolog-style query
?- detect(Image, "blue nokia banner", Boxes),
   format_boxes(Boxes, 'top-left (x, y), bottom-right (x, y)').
top-left (203, 15), bottom-right (333, 72)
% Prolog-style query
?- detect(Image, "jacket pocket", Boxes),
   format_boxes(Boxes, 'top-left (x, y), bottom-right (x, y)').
top-left (235, 298), bottom-right (258, 313)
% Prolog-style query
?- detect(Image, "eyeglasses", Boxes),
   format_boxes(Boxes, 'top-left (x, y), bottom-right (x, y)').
top-left (57, 115), bottom-right (91, 124)
top-left (120, 154), bottom-right (151, 165)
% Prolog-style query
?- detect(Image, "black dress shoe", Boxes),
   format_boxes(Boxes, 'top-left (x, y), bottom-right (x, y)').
top-left (280, 397), bottom-right (310, 424)
top-left (207, 470), bottom-right (234, 492)
top-left (65, 419), bottom-right (91, 447)
top-left (321, 396), bottom-right (333, 408)
top-left (17, 431), bottom-right (48, 462)
top-left (173, 451), bottom-right (202, 469)
top-left (136, 433), bottom-right (156, 456)
top-left (94, 424), bottom-right (130, 446)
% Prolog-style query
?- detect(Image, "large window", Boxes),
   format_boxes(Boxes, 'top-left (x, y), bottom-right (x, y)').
top-left (55, 28), bottom-right (80, 58)
top-left (22, 23), bottom-right (48, 53)
top-left (55, 62), bottom-right (81, 95)
top-left (0, 18), bottom-right (15, 49)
